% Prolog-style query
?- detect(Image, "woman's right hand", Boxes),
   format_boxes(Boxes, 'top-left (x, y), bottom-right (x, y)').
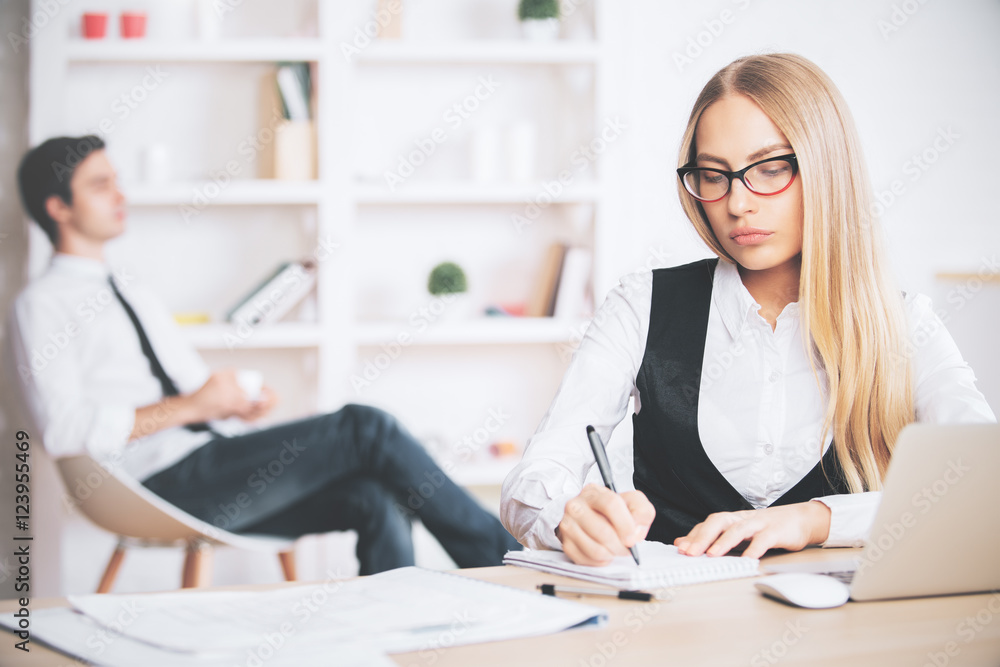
top-left (557, 484), bottom-right (655, 566)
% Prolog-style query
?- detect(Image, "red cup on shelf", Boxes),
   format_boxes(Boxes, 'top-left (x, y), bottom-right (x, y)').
top-left (81, 12), bottom-right (108, 39)
top-left (120, 11), bottom-right (147, 39)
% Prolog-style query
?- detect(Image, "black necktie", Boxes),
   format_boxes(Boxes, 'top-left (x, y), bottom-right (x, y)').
top-left (109, 276), bottom-right (216, 434)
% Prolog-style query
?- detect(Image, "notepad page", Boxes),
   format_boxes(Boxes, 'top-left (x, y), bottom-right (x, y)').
top-left (504, 541), bottom-right (759, 589)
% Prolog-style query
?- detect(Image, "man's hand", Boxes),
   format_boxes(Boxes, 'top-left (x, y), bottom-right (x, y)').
top-left (240, 385), bottom-right (278, 422)
top-left (557, 484), bottom-right (655, 566)
top-left (129, 370), bottom-right (278, 440)
top-left (186, 370), bottom-right (256, 422)
top-left (673, 501), bottom-right (832, 560)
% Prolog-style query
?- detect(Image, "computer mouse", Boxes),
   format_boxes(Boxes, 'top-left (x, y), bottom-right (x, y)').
top-left (754, 573), bottom-right (850, 609)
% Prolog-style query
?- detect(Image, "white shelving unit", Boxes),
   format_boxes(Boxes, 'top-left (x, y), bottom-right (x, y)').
top-left (26, 0), bottom-right (610, 592)
top-left (340, 3), bottom-right (609, 490)
top-left (29, 0), bottom-right (608, 486)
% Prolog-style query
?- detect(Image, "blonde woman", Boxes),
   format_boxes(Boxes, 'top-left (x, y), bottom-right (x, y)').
top-left (500, 53), bottom-right (995, 566)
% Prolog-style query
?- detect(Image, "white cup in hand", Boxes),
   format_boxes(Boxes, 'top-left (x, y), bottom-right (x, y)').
top-left (236, 369), bottom-right (263, 402)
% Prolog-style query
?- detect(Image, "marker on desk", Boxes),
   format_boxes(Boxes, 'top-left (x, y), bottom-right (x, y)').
top-left (586, 425), bottom-right (641, 566)
top-left (539, 583), bottom-right (654, 602)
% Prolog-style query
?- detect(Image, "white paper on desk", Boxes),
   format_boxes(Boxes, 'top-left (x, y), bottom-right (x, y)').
top-left (504, 541), bottom-right (759, 589)
top-left (0, 607), bottom-right (394, 667)
top-left (69, 586), bottom-right (324, 652)
top-left (67, 567), bottom-right (606, 656)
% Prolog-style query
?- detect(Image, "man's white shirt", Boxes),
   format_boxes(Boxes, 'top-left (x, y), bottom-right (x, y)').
top-left (7, 254), bottom-right (250, 480)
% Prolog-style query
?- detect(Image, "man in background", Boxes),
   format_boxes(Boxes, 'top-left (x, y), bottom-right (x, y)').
top-left (8, 135), bottom-right (519, 575)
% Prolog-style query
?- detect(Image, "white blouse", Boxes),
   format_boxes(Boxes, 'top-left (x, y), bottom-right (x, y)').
top-left (501, 260), bottom-right (996, 551)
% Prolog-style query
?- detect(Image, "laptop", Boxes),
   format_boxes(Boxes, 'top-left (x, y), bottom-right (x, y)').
top-left (764, 422), bottom-right (1000, 602)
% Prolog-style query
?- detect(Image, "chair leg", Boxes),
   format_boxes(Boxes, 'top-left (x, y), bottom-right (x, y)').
top-left (278, 550), bottom-right (297, 582)
top-left (181, 540), bottom-right (213, 588)
top-left (96, 542), bottom-right (127, 594)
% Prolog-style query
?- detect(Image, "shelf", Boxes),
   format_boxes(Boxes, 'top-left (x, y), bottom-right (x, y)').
top-left (935, 272), bottom-right (1000, 283)
top-left (446, 457), bottom-right (521, 486)
top-left (356, 317), bottom-right (589, 346)
top-left (124, 180), bottom-right (322, 206)
top-left (32, 0), bottom-right (611, 596)
top-left (65, 39), bottom-right (324, 63)
top-left (64, 38), bottom-right (599, 65)
top-left (182, 322), bottom-right (323, 350)
top-left (355, 181), bottom-right (602, 205)
top-left (356, 41), bottom-right (601, 65)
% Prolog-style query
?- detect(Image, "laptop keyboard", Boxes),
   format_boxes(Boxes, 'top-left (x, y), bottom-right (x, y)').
top-left (824, 570), bottom-right (857, 585)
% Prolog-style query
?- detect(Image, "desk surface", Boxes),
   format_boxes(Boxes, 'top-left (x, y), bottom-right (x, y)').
top-left (2, 547), bottom-right (999, 667)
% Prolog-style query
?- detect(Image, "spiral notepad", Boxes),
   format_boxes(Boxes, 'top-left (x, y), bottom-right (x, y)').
top-left (504, 541), bottom-right (759, 589)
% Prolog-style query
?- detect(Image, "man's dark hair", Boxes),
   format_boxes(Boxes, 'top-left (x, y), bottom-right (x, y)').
top-left (16, 135), bottom-right (106, 248)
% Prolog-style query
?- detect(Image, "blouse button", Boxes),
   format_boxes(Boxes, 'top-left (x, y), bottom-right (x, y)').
top-left (763, 443), bottom-right (775, 455)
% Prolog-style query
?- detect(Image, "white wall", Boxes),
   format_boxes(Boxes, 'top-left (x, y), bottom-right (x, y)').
top-left (603, 0), bottom-right (999, 412)
top-left (0, 0), bottom-right (32, 600)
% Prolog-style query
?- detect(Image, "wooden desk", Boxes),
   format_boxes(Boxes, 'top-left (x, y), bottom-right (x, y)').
top-left (2, 547), bottom-right (999, 666)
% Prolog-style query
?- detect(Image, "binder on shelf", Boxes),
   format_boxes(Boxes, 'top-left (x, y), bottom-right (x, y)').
top-left (553, 246), bottom-right (592, 319)
top-left (258, 66), bottom-right (316, 180)
top-left (275, 63), bottom-right (311, 122)
top-left (527, 244), bottom-right (593, 319)
top-left (273, 120), bottom-right (316, 181)
top-left (527, 242), bottom-right (567, 317)
top-left (226, 260), bottom-right (317, 327)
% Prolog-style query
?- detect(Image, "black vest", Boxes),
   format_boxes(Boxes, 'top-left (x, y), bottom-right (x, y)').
top-left (632, 259), bottom-right (849, 544)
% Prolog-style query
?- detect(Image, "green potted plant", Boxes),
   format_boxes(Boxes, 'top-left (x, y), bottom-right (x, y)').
top-left (518, 0), bottom-right (560, 41)
top-left (427, 261), bottom-right (467, 296)
top-left (428, 261), bottom-right (473, 319)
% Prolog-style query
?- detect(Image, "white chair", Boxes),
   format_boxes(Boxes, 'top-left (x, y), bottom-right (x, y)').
top-left (58, 455), bottom-right (297, 593)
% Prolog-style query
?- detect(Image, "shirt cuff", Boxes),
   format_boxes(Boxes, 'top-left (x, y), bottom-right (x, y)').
top-left (85, 404), bottom-right (136, 464)
top-left (524, 493), bottom-right (576, 551)
top-left (811, 492), bottom-right (883, 548)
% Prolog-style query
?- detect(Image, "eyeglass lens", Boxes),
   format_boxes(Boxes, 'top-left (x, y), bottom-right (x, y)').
top-left (682, 158), bottom-right (795, 201)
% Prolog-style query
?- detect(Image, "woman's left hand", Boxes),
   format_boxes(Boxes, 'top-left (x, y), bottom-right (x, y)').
top-left (673, 501), bottom-right (832, 559)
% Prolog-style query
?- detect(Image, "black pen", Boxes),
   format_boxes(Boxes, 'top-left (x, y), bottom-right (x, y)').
top-left (538, 583), bottom-right (654, 602)
top-left (586, 425), bottom-right (641, 566)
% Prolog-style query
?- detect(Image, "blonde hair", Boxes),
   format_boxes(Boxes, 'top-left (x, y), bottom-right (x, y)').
top-left (677, 53), bottom-right (914, 493)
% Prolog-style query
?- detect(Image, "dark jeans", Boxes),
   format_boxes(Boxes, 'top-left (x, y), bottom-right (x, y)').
top-left (142, 404), bottom-right (519, 575)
